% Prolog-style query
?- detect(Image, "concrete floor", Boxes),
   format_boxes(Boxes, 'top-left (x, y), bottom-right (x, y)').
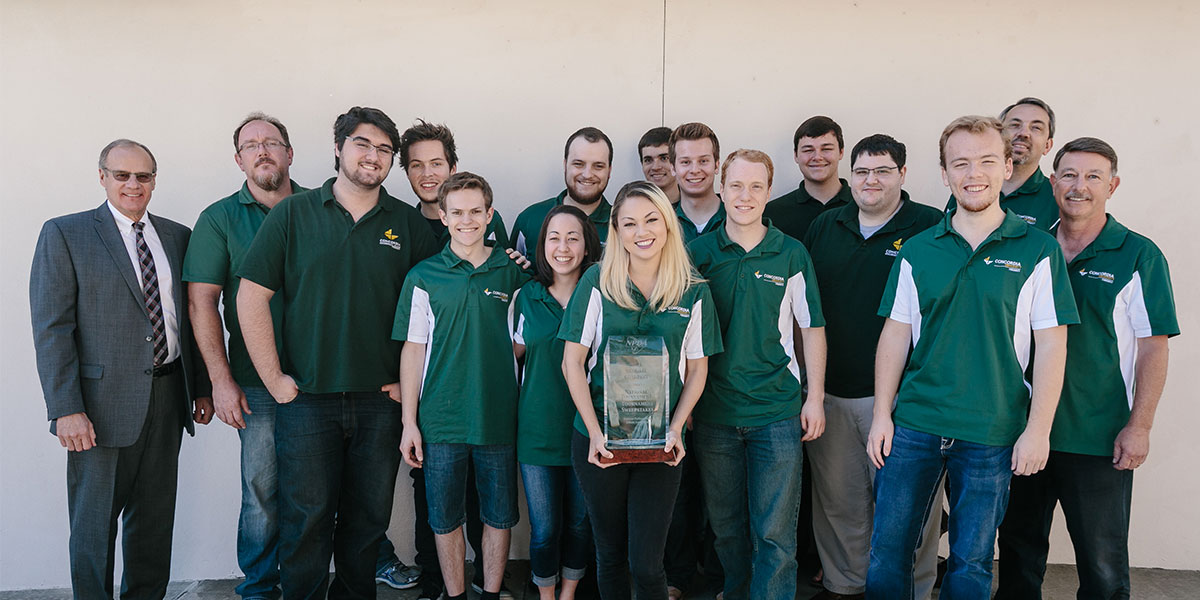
top-left (5, 561), bottom-right (1199, 599)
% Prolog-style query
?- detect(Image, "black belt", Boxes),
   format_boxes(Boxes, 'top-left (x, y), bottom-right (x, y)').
top-left (152, 359), bottom-right (180, 377)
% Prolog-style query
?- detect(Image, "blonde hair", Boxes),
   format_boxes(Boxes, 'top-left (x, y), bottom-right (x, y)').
top-left (599, 181), bottom-right (703, 311)
top-left (721, 149), bottom-right (775, 187)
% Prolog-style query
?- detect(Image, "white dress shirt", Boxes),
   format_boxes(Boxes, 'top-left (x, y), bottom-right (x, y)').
top-left (106, 201), bottom-right (181, 362)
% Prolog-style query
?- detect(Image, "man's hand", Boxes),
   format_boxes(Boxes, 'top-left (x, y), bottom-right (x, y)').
top-left (380, 382), bottom-right (402, 403)
top-left (267, 373), bottom-right (299, 404)
top-left (505, 248), bottom-right (532, 270)
top-left (1113, 424), bottom-right (1151, 470)
top-left (193, 396), bottom-right (215, 425)
top-left (800, 394), bottom-right (826, 442)
top-left (1011, 429), bottom-right (1050, 475)
top-left (400, 425), bottom-right (424, 468)
top-left (213, 378), bottom-right (249, 428)
top-left (867, 412), bottom-right (894, 469)
top-left (57, 412), bottom-right (96, 452)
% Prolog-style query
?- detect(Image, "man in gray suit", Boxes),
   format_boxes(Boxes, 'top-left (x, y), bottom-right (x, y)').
top-left (30, 139), bottom-right (213, 600)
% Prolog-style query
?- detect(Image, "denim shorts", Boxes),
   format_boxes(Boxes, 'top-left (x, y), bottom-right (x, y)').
top-left (423, 443), bottom-right (519, 534)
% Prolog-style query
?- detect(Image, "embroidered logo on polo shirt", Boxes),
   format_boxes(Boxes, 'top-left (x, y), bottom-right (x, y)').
top-left (885, 237), bottom-right (904, 257)
top-left (482, 288), bottom-right (511, 302)
top-left (754, 270), bottom-right (786, 287)
top-left (379, 228), bottom-right (403, 250)
top-left (664, 305), bottom-right (691, 318)
top-left (1015, 214), bottom-right (1037, 225)
top-left (1078, 267), bottom-right (1115, 283)
top-left (983, 256), bottom-right (1022, 272)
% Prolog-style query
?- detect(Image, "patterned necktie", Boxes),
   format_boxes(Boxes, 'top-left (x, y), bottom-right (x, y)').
top-left (133, 222), bottom-right (168, 366)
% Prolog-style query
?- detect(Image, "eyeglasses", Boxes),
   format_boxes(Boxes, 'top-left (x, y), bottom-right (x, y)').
top-left (238, 140), bottom-right (288, 154)
top-left (349, 136), bottom-right (395, 160)
top-left (851, 166), bottom-right (899, 179)
top-left (104, 169), bottom-right (155, 183)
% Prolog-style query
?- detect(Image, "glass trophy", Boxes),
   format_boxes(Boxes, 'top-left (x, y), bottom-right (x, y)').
top-left (601, 335), bottom-right (672, 464)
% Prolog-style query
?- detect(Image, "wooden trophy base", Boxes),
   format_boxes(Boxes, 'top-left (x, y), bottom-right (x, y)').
top-left (598, 446), bottom-right (676, 465)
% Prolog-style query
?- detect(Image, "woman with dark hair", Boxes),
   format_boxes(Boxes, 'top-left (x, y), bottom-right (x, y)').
top-left (559, 181), bottom-right (723, 600)
top-left (512, 205), bottom-right (602, 600)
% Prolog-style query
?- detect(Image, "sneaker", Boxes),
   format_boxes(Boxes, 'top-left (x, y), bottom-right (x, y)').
top-left (470, 580), bottom-right (515, 599)
top-left (375, 558), bottom-right (422, 589)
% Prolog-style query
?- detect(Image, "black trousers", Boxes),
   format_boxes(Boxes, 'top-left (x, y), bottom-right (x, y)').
top-left (67, 368), bottom-right (185, 600)
top-left (572, 432), bottom-right (682, 600)
top-left (996, 451), bottom-right (1134, 599)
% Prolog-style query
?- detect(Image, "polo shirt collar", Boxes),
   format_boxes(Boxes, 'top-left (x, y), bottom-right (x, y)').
top-left (556, 189), bottom-right (612, 225)
top-left (834, 190), bottom-right (923, 236)
top-left (1050, 214), bottom-right (1128, 262)
top-left (713, 219), bottom-right (785, 256)
top-left (237, 180), bottom-right (303, 207)
top-left (1006, 168), bottom-right (1047, 198)
top-left (789, 178), bottom-right (852, 206)
top-left (318, 177), bottom-right (396, 213)
top-left (933, 208), bottom-right (1029, 242)
top-left (675, 198), bottom-right (725, 225)
top-left (438, 241), bottom-right (509, 271)
top-left (526, 279), bottom-right (566, 310)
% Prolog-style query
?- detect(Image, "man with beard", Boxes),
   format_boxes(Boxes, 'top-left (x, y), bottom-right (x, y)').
top-left (866, 116), bottom-right (1077, 597)
top-left (765, 116), bottom-right (854, 243)
top-left (184, 113), bottom-right (310, 600)
top-left (670, 122), bottom-right (725, 244)
top-left (510, 127), bottom-right (612, 255)
top-left (400, 119), bottom-right (509, 247)
top-left (944, 97), bottom-right (1059, 231)
top-left (238, 106), bottom-right (439, 599)
top-left (996, 138), bottom-right (1178, 599)
top-left (639, 126), bottom-right (679, 204)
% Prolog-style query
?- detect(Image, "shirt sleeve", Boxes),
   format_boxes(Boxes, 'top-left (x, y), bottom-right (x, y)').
top-left (236, 203), bottom-right (288, 291)
top-left (790, 246), bottom-right (825, 328)
top-left (392, 271), bottom-right (432, 344)
top-left (558, 270), bottom-right (601, 347)
top-left (1129, 248), bottom-right (1180, 338)
top-left (1028, 247), bottom-right (1080, 330)
top-left (683, 283), bottom-right (724, 359)
top-left (510, 287), bottom-right (525, 345)
top-left (878, 256), bottom-right (918, 324)
top-left (181, 206), bottom-right (229, 285)
top-left (491, 210), bottom-right (511, 249)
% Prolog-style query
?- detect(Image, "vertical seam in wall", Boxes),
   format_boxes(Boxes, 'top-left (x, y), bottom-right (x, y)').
top-left (661, 0), bottom-right (667, 125)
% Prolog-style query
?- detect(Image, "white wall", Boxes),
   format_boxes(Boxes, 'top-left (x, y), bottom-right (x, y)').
top-left (2, 0), bottom-right (1197, 590)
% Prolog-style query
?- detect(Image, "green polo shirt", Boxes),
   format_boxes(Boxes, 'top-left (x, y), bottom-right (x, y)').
top-left (558, 265), bottom-right (723, 437)
top-left (877, 210), bottom-right (1079, 446)
top-left (804, 193), bottom-right (943, 398)
top-left (1048, 216), bottom-right (1179, 456)
top-left (688, 223), bottom-right (824, 426)
top-left (944, 168), bottom-right (1058, 231)
top-left (764, 178), bottom-right (852, 242)
top-left (510, 190), bottom-right (611, 255)
top-left (422, 208), bottom-right (510, 248)
top-left (238, 177), bottom-right (438, 393)
top-left (676, 200), bottom-right (725, 244)
top-left (183, 181), bottom-right (307, 388)
top-left (512, 280), bottom-right (574, 465)
top-left (392, 244), bottom-right (530, 445)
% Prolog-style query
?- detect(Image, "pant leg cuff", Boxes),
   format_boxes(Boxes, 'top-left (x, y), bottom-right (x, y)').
top-left (561, 566), bottom-right (586, 581)
top-left (531, 572), bottom-right (559, 587)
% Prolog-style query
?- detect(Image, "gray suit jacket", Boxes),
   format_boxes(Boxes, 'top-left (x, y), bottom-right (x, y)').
top-left (30, 203), bottom-right (210, 447)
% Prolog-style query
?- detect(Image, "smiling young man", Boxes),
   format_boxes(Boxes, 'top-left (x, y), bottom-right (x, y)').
top-left (510, 127), bottom-right (613, 255)
top-left (764, 116), bottom-right (854, 243)
top-left (944, 97), bottom-right (1059, 231)
top-left (670, 122), bottom-right (726, 244)
top-left (400, 119), bottom-right (509, 247)
top-left (237, 107), bottom-right (439, 599)
top-left (394, 173), bottom-right (530, 600)
top-left (688, 149), bottom-right (826, 600)
top-left (639, 126), bottom-right (679, 204)
top-left (183, 113), bottom-right (306, 600)
top-left (803, 135), bottom-right (943, 600)
top-left (996, 138), bottom-right (1179, 599)
top-left (865, 117), bottom-right (1078, 597)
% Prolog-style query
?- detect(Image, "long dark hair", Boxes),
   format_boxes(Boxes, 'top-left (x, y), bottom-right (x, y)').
top-left (533, 205), bottom-right (602, 287)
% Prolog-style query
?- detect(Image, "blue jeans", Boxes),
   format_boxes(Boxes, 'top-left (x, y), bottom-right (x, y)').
top-left (275, 392), bottom-right (403, 600)
top-left (237, 386), bottom-right (281, 600)
top-left (867, 425), bottom-right (1012, 600)
top-left (520, 463), bottom-right (591, 587)
top-left (996, 451), bottom-right (1134, 599)
top-left (423, 443), bottom-right (519, 534)
top-left (692, 415), bottom-right (803, 600)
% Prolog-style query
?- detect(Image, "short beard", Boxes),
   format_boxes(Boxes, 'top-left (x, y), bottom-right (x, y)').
top-left (567, 183), bottom-right (605, 205)
top-left (252, 168), bottom-right (284, 192)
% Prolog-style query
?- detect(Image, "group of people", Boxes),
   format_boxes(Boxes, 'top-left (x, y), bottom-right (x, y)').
top-left (30, 96), bottom-right (1177, 600)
